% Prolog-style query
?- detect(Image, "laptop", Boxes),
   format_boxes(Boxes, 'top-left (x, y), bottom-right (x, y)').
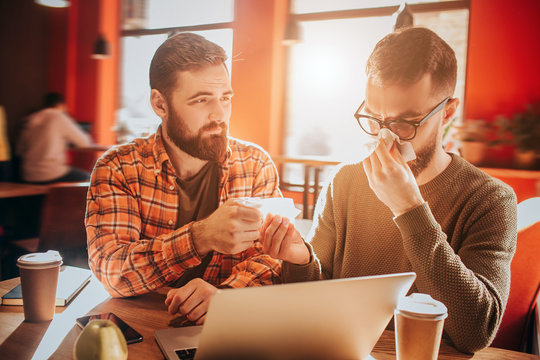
top-left (154, 272), bottom-right (416, 360)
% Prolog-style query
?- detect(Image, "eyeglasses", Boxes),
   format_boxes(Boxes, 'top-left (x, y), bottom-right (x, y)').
top-left (354, 97), bottom-right (451, 140)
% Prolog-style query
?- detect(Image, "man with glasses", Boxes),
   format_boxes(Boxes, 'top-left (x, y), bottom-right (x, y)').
top-left (259, 27), bottom-right (517, 353)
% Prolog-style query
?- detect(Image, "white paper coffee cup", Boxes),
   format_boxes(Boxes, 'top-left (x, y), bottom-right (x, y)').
top-left (394, 293), bottom-right (447, 360)
top-left (17, 250), bottom-right (63, 322)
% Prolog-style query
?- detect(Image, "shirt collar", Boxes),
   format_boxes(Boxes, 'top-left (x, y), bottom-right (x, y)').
top-left (152, 126), bottom-right (172, 175)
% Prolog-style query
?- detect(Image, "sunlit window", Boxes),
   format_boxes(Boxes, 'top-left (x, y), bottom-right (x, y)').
top-left (283, 1), bottom-right (468, 186)
top-left (122, 0), bottom-right (234, 30)
top-left (119, 1), bottom-right (234, 142)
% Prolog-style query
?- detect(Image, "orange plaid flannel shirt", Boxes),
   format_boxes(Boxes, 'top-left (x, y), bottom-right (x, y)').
top-left (86, 128), bottom-right (282, 297)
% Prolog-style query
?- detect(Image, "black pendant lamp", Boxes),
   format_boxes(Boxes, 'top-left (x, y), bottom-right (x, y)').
top-left (35, 0), bottom-right (70, 7)
top-left (91, 34), bottom-right (111, 59)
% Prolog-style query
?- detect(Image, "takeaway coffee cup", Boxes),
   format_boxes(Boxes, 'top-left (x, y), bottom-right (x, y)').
top-left (394, 293), bottom-right (448, 360)
top-left (16, 250), bottom-right (63, 322)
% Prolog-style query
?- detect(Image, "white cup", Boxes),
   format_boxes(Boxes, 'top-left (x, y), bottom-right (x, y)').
top-left (394, 293), bottom-right (448, 360)
top-left (17, 250), bottom-right (63, 322)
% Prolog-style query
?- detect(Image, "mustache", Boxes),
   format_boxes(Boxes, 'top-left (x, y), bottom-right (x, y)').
top-left (201, 122), bottom-right (227, 133)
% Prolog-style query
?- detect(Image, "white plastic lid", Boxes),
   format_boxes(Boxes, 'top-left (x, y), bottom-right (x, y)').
top-left (17, 250), bottom-right (63, 269)
top-left (396, 293), bottom-right (448, 320)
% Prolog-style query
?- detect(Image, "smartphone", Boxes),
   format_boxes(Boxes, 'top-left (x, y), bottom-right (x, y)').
top-left (76, 312), bottom-right (143, 344)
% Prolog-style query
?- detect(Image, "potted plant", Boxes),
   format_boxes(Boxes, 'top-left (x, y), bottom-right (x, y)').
top-left (495, 103), bottom-right (540, 169)
top-left (453, 119), bottom-right (491, 165)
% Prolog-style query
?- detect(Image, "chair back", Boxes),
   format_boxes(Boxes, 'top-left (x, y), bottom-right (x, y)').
top-left (492, 197), bottom-right (540, 352)
top-left (37, 182), bottom-right (89, 252)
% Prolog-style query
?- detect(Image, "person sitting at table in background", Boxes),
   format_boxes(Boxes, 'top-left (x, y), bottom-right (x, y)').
top-left (17, 92), bottom-right (92, 184)
top-left (259, 27), bottom-right (517, 354)
top-left (86, 33), bottom-right (281, 324)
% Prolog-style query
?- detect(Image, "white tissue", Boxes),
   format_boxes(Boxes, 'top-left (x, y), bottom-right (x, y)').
top-left (363, 128), bottom-right (416, 162)
top-left (237, 197), bottom-right (301, 224)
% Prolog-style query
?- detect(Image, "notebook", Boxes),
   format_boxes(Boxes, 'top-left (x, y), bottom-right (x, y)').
top-left (154, 272), bottom-right (416, 360)
top-left (1, 265), bottom-right (91, 306)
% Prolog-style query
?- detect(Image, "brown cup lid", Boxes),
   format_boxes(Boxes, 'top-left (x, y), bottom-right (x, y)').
top-left (397, 293), bottom-right (448, 320)
top-left (17, 250), bottom-right (63, 269)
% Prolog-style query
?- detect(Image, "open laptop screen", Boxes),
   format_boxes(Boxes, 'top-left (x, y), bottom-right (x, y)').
top-left (155, 272), bottom-right (416, 360)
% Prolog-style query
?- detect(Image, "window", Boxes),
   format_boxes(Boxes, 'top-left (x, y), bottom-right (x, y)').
top-left (118, 0), bottom-right (234, 142)
top-left (283, 0), bottom-right (469, 186)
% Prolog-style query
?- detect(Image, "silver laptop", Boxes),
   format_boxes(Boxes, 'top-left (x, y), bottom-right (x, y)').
top-left (154, 272), bottom-right (416, 360)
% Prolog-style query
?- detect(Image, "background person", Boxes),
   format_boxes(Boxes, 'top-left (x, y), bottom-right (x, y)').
top-left (17, 92), bottom-right (92, 183)
top-left (86, 33), bottom-right (281, 325)
top-left (259, 27), bottom-right (517, 353)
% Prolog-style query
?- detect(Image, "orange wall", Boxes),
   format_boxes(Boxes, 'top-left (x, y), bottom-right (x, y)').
top-left (95, 0), bottom-right (119, 146)
top-left (57, 0), bottom-right (119, 170)
top-left (50, 0), bottom-right (118, 146)
top-left (231, 0), bottom-right (288, 156)
top-left (465, 0), bottom-right (540, 171)
top-left (465, 0), bottom-right (540, 120)
top-left (48, 8), bottom-right (68, 94)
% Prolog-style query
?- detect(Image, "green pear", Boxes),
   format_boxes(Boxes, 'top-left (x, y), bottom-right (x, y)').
top-left (73, 319), bottom-right (128, 360)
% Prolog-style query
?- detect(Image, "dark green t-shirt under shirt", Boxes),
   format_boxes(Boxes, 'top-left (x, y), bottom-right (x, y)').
top-left (172, 161), bottom-right (220, 287)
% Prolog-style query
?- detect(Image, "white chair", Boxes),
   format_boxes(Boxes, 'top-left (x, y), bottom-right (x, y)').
top-left (517, 197), bottom-right (540, 230)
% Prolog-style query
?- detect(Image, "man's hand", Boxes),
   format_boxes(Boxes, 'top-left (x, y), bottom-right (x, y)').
top-left (192, 199), bottom-right (262, 256)
top-left (259, 214), bottom-right (310, 265)
top-left (165, 278), bottom-right (217, 325)
top-left (363, 139), bottom-right (424, 217)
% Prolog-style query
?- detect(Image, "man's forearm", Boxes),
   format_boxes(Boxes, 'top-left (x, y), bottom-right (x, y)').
top-left (87, 225), bottom-right (203, 297)
top-left (191, 219), bottom-right (212, 256)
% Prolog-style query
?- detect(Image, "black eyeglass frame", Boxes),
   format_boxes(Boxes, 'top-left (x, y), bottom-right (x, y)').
top-left (354, 97), bottom-right (451, 140)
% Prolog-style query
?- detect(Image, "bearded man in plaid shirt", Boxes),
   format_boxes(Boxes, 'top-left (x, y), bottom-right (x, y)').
top-left (86, 33), bottom-right (281, 324)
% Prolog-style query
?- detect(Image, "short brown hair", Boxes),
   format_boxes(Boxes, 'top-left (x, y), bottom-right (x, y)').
top-left (149, 33), bottom-right (228, 98)
top-left (366, 27), bottom-right (457, 96)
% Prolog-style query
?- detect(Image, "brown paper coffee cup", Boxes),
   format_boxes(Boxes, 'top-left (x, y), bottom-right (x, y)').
top-left (394, 293), bottom-right (447, 360)
top-left (17, 250), bottom-right (63, 322)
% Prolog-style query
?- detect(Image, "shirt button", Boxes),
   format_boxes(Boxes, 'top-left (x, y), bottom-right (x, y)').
top-left (169, 185), bottom-right (174, 190)
top-left (168, 220), bottom-right (174, 226)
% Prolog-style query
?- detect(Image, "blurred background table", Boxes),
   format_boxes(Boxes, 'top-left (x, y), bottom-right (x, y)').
top-left (0, 182), bottom-right (48, 198)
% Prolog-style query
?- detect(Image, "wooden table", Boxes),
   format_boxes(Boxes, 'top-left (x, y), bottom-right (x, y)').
top-left (0, 182), bottom-right (48, 198)
top-left (0, 277), bottom-right (537, 360)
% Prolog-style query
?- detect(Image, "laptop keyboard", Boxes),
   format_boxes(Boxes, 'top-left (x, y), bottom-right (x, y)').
top-left (175, 348), bottom-right (197, 360)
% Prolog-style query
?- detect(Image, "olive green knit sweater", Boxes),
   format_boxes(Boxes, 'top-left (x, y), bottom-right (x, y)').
top-left (283, 154), bottom-right (517, 354)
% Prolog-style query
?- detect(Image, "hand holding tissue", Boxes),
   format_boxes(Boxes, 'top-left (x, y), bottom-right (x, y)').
top-left (363, 128), bottom-right (416, 163)
top-left (362, 128), bottom-right (425, 217)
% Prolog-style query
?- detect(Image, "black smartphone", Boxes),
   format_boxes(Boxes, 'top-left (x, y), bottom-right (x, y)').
top-left (76, 312), bottom-right (143, 344)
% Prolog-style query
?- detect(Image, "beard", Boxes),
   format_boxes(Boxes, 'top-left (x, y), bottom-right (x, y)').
top-left (407, 134), bottom-right (438, 178)
top-left (166, 106), bottom-right (228, 162)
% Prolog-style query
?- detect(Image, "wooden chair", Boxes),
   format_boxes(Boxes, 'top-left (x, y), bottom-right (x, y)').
top-left (492, 197), bottom-right (540, 353)
top-left (7, 182), bottom-right (90, 269)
